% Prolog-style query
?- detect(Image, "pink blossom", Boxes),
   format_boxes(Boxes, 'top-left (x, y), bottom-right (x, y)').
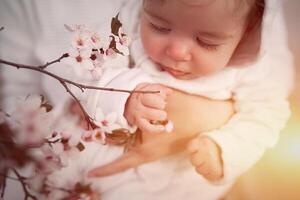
top-left (68, 48), bottom-right (94, 76)
top-left (93, 107), bottom-right (120, 134)
top-left (10, 95), bottom-right (54, 146)
top-left (71, 31), bottom-right (92, 50)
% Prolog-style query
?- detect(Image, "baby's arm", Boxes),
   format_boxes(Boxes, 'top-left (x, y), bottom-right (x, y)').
top-left (187, 62), bottom-right (293, 183)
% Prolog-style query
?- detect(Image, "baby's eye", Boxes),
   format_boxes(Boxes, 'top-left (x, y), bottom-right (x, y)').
top-left (149, 22), bottom-right (171, 33)
top-left (196, 37), bottom-right (219, 51)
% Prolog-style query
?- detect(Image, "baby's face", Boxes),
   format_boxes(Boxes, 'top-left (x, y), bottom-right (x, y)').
top-left (140, 0), bottom-right (250, 79)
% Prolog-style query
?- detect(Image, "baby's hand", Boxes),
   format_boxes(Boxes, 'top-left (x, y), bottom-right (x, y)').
top-left (124, 83), bottom-right (173, 134)
top-left (187, 137), bottom-right (223, 181)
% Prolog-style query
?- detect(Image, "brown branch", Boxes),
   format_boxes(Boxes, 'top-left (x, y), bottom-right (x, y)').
top-left (0, 173), bottom-right (73, 197)
top-left (12, 169), bottom-right (37, 200)
top-left (0, 58), bottom-right (159, 94)
top-left (59, 80), bottom-right (95, 129)
top-left (0, 27), bottom-right (4, 31)
top-left (38, 53), bottom-right (69, 69)
top-left (0, 171), bottom-right (7, 198)
top-left (0, 173), bottom-right (19, 182)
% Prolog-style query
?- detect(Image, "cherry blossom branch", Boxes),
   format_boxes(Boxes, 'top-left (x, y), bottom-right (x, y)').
top-left (12, 169), bottom-right (37, 200)
top-left (0, 57), bottom-right (159, 129)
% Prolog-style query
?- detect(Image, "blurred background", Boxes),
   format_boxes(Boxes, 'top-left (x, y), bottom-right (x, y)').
top-left (0, 0), bottom-right (299, 200)
top-left (226, 1), bottom-right (300, 199)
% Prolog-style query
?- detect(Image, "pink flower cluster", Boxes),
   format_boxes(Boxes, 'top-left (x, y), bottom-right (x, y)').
top-left (65, 24), bottom-right (131, 80)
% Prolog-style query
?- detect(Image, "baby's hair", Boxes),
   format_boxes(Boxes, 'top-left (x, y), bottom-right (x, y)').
top-left (144, 0), bottom-right (265, 32)
top-left (245, 0), bottom-right (265, 34)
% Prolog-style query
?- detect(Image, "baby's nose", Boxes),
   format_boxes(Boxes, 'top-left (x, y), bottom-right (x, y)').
top-left (166, 40), bottom-right (192, 62)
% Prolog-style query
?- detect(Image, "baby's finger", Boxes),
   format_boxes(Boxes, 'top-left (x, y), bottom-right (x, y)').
top-left (137, 118), bottom-right (165, 134)
top-left (195, 162), bottom-right (211, 177)
top-left (190, 151), bottom-right (205, 167)
top-left (187, 138), bottom-right (201, 154)
top-left (142, 107), bottom-right (167, 121)
top-left (141, 94), bottom-right (166, 109)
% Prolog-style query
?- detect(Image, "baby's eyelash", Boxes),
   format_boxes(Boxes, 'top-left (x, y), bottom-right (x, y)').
top-left (149, 22), bottom-right (171, 33)
top-left (196, 37), bottom-right (219, 51)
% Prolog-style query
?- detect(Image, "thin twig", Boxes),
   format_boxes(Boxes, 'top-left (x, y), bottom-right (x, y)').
top-left (59, 80), bottom-right (95, 129)
top-left (12, 169), bottom-right (37, 200)
top-left (0, 171), bottom-right (7, 198)
top-left (0, 109), bottom-right (11, 118)
top-left (38, 53), bottom-right (69, 69)
top-left (0, 173), bottom-right (20, 182)
top-left (0, 173), bottom-right (72, 196)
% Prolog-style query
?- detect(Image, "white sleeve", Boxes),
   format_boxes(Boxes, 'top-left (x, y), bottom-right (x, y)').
top-left (202, 52), bottom-right (294, 184)
top-left (201, 2), bottom-right (295, 183)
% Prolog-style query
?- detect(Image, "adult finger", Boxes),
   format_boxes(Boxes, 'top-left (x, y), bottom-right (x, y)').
top-left (88, 133), bottom-right (193, 177)
top-left (88, 135), bottom-right (172, 177)
top-left (141, 107), bottom-right (167, 122)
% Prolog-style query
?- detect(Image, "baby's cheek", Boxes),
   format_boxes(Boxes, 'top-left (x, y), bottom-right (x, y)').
top-left (194, 57), bottom-right (227, 76)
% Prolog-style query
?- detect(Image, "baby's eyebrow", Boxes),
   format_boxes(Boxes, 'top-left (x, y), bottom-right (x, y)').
top-left (197, 31), bottom-right (234, 40)
top-left (144, 7), bottom-right (170, 24)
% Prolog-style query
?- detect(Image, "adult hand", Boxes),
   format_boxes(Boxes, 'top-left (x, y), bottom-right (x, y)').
top-left (88, 89), bottom-right (234, 177)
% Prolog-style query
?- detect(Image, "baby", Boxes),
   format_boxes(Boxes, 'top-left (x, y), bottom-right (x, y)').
top-left (91, 0), bottom-right (293, 182)
top-left (83, 0), bottom-right (293, 199)
top-left (125, 0), bottom-right (264, 181)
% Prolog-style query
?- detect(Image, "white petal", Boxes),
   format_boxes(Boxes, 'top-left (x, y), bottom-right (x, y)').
top-left (106, 112), bottom-right (118, 123)
top-left (81, 59), bottom-right (94, 70)
top-left (80, 48), bottom-right (92, 58)
top-left (68, 132), bottom-right (81, 147)
top-left (52, 143), bottom-right (64, 155)
top-left (94, 107), bottom-right (104, 122)
top-left (91, 67), bottom-right (103, 80)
